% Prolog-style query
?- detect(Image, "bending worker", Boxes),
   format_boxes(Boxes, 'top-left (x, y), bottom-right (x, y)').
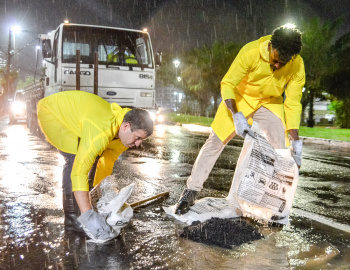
top-left (175, 25), bottom-right (305, 214)
top-left (37, 91), bottom-right (153, 239)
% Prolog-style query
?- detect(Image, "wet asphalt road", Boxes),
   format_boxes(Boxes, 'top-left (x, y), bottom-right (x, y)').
top-left (0, 117), bottom-right (350, 269)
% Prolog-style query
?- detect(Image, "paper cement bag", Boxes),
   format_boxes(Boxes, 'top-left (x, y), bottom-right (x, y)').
top-left (88, 176), bottom-right (134, 243)
top-left (163, 197), bottom-right (241, 225)
top-left (226, 124), bottom-right (299, 224)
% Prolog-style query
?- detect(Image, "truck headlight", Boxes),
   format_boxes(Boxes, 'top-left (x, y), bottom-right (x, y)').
top-left (156, 115), bottom-right (164, 122)
top-left (11, 101), bottom-right (26, 115)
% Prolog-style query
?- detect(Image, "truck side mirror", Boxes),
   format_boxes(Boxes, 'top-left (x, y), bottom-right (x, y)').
top-left (42, 39), bottom-right (52, 58)
top-left (155, 51), bottom-right (162, 68)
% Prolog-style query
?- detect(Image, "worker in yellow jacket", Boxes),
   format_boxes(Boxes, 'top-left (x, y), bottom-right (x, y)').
top-left (107, 44), bottom-right (138, 65)
top-left (175, 25), bottom-right (305, 215)
top-left (37, 91), bottom-right (153, 239)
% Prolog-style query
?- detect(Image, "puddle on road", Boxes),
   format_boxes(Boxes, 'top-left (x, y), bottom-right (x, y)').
top-left (1, 200), bottom-right (349, 269)
top-left (1, 122), bottom-right (350, 269)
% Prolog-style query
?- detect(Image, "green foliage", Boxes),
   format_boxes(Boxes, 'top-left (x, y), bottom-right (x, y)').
top-left (322, 30), bottom-right (350, 128)
top-left (181, 41), bottom-right (242, 115)
top-left (167, 113), bottom-right (214, 127)
top-left (301, 17), bottom-right (343, 91)
top-left (300, 17), bottom-right (343, 127)
top-left (167, 113), bottom-right (350, 142)
top-left (328, 99), bottom-right (350, 128)
top-left (16, 76), bottom-right (35, 90)
top-left (299, 126), bottom-right (350, 141)
top-left (156, 52), bottom-right (178, 86)
top-left (0, 67), bottom-right (19, 97)
top-left (323, 32), bottom-right (350, 100)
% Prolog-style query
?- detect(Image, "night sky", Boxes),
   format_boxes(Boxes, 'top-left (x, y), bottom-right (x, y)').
top-left (1, 0), bottom-right (350, 78)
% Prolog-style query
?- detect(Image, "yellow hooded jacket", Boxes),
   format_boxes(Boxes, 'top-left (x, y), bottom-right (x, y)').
top-left (37, 91), bottom-right (131, 191)
top-left (211, 35), bottom-right (305, 143)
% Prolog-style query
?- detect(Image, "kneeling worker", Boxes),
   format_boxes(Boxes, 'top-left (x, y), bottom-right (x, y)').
top-left (37, 91), bottom-right (153, 240)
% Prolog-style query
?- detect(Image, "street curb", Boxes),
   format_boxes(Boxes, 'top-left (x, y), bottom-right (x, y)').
top-left (181, 123), bottom-right (350, 148)
top-left (300, 136), bottom-right (350, 148)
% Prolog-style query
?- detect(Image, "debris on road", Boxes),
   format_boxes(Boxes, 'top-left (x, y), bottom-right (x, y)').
top-left (180, 217), bottom-right (263, 249)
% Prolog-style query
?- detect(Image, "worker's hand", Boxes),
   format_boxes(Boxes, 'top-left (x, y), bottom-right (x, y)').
top-left (233, 112), bottom-right (254, 138)
top-left (291, 139), bottom-right (303, 168)
top-left (78, 209), bottom-right (113, 240)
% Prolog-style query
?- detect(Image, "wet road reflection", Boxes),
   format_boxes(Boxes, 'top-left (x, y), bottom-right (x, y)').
top-left (0, 118), bottom-right (350, 269)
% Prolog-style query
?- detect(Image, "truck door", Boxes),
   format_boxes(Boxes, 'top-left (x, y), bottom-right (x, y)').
top-left (53, 29), bottom-right (59, 84)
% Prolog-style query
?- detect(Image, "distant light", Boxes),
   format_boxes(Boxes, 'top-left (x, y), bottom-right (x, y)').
top-left (11, 25), bottom-right (22, 34)
top-left (177, 76), bottom-right (182, 82)
top-left (182, 124), bottom-right (212, 134)
top-left (173, 59), bottom-right (180, 68)
top-left (157, 115), bottom-right (164, 122)
top-left (64, 20), bottom-right (69, 24)
top-left (11, 101), bottom-right (26, 115)
top-left (143, 28), bottom-right (148, 32)
top-left (35, 45), bottom-right (40, 50)
top-left (283, 23), bottom-right (296, 29)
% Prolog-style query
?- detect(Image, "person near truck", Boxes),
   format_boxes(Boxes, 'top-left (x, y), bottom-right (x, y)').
top-left (107, 44), bottom-right (138, 65)
top-left (37, 91), bottom-right (153, 240)
top-left (175, 24), bottom-right (305, 215)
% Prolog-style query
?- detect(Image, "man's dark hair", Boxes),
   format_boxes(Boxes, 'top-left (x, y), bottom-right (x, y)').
top-left (123, 108), bottom-right (153, 136)
top-left (271, 25), bottom-right (302, 62)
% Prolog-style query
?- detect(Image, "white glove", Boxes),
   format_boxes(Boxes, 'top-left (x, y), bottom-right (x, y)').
top-left (291, 140), bottom-right (303, 167)
top-left (233, 112), bottom-right (254, 138)
top-left (78, 209), bottom-right (113, 240)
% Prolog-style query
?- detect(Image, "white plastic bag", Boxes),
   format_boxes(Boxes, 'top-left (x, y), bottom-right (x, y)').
top-left (87, 176), bottom-right (134, 243)
top-left (163, 197), bottom-right (240, 225)
top-left (226, 124), bottom-right (299, 224)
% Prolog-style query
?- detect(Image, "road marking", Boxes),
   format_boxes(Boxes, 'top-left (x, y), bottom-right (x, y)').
top-left (293, 208), bottom-right (350, 233)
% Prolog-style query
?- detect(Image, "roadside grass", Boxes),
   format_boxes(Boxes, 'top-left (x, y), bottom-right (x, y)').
top-left (299, 126), bottom-right (350, 142)
top-left (167, 113), bottom-right (213, 127)
top-left (166, 113), bottom-right (350, 142)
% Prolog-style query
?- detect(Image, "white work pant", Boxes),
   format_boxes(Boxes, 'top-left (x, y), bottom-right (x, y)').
top-left (187, 106), bottom-right (286, 191)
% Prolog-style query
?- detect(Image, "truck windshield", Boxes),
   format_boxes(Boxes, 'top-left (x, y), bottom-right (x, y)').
top-left (62, 25), bottom-right (153, 68)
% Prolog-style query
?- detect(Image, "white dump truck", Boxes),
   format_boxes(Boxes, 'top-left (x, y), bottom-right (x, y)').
top-left (22, 21), bottom-right (162, 136)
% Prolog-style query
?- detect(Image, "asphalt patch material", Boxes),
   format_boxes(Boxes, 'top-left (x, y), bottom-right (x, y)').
top-left (180, 217), bottom-right (263, 249)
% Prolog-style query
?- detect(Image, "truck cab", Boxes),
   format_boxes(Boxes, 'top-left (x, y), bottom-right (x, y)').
top-left (40, 22), bottom-right (161, 109)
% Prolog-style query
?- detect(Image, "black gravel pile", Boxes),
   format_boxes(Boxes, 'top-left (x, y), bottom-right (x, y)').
top-left (180, 218), bottom-right (263, 249)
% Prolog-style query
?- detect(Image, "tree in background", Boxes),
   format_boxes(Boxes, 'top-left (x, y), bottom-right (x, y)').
top-left (155, 52), bottom-right (177, 87)
top-left (0, 67), bottom-right (19, 115)
top-left (323, 32), bottom-right (350, 128)
top-left (300, 17), bottom-right (343, 127)
top-left (181, 41), bottom-right (241, 116)
top-left (16, 76), bottom-right (36, 90)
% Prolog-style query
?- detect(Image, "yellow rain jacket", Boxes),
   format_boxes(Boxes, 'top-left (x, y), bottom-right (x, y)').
top-left (37, 91), bottom-right (131, 191)
top-left (211, 35), bottom-right (305, 144)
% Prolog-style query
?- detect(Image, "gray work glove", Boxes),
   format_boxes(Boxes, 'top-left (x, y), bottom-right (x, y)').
top-left (233, 112), bottom-right (254, 138)
top-left (291, 139), bottom-right (303, 167)
top-left (78, 209), bottom-right (113, 240)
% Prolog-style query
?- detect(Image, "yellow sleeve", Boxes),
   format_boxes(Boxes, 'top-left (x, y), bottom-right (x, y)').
top-left (284, 58), bottom-right (305, 130)
top-left (93, 139), bottom-right (128, 187)
top-left (71, 118), bottom-right (110, 192)
top-left (221, 46), bottom-right (253, 100)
